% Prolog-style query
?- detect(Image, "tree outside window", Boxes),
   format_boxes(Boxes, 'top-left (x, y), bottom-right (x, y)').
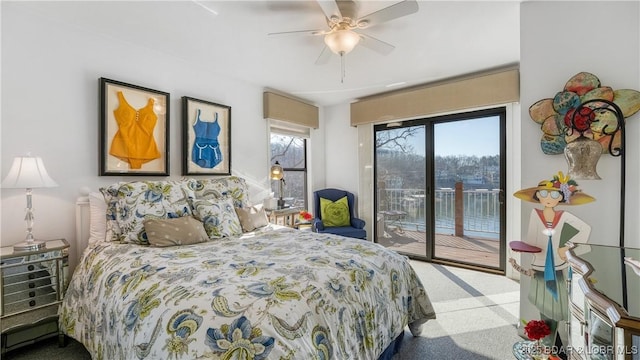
top-left (270, 134), bottom-right (307, 208)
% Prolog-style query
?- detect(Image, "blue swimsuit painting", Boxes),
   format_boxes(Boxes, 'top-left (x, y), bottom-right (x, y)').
top-left (191, 109), bottom-right (222, 169)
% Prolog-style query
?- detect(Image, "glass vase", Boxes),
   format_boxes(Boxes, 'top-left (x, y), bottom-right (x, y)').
top-left (532, 339), bottom-right (549, 360)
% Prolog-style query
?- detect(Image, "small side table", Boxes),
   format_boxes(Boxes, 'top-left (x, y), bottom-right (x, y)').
top-left (266, 207), bottom-right (301, 228)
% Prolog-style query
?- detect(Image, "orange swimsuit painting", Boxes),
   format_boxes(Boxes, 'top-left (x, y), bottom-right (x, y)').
top-left (109, 91), bottom-right (161, 169)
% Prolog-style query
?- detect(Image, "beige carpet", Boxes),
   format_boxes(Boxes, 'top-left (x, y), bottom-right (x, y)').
top-left (393, 260), bottom-right (523, 359)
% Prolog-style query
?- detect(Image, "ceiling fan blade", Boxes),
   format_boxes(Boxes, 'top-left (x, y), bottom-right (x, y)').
top-left (315, 46), bottom-right (332, 65)
top-left (357, 0), bottom-right (419, 27)
top-left (315, 0), bottom-right (342, 21)
top-left (359, 33), bottom-right (395, 55)
top-left (268, 29), bottom-right (327, 36)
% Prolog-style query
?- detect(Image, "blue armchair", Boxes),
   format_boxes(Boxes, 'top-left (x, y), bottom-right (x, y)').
top-left (312, 188), bottom-right (366, 240)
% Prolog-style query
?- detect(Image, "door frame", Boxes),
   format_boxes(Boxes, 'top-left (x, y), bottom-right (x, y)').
top-left (373, 107), bottom-right (507, 273)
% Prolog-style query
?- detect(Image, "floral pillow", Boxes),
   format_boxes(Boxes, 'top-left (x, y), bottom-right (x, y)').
top-left (187, 176), bottom-right (250, 208)
top-left (99, 181), bottom-right (129, 243)
top-left (112, 180), bottom-right (195, 245)
top-left (191, 197), bottom-right (243, 239)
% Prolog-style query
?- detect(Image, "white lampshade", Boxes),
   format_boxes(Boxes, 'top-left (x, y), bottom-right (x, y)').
top-left (2, 156), bottom-right (58, 189)
top-left (324, 29), bottom-right (361, 55)
top-left (2, 156), bottom-right (57, 250)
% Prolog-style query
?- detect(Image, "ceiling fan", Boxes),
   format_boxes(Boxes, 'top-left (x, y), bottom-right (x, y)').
top-left (268, 0), bottom-right (419, 82)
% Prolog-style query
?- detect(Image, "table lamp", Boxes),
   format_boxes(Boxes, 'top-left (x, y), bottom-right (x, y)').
top-left (1, 155), bottom-right (58, 251)
top-left (270, 161), bottom-right (286, 209)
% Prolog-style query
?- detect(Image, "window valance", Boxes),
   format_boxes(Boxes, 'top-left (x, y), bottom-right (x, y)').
top-left (263, 91), bottom-right (319, 129)
top-left (350, 67), bottom-right (519, 126)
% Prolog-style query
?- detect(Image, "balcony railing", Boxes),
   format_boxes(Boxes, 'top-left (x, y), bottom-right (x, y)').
top-left (379, 185), bottom-right (500, 239)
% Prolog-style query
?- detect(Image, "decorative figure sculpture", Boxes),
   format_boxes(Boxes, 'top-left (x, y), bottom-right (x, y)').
top-left (510, 171), bottom-right (595, 355)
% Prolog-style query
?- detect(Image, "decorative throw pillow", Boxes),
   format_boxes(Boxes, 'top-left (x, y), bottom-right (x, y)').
top-left (99, 181), bottom-right (129, 242)
top-left (320, 196), bottom-right (351, 227)
top-left (144, 216), bottom-right (208, 247)
top-left (191, 197), bottom-right (243, 239)
top-left (235, 205), bottom-right (269, 232)
top-left (88, 191), bottom-right (107, 245)
top-left (187, 176), bottom-right (250, 208)
top-left (113, 180), bottom-right (195, 245)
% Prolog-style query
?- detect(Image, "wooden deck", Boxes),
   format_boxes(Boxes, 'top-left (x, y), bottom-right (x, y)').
top-left (376, 228), bottom-right (501, 269)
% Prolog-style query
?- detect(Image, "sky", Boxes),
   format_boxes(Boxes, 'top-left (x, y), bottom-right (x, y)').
top-left (400, 115), bottom-right (500, 157)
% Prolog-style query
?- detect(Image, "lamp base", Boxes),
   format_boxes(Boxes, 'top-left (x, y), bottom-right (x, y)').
top-left (13, 240), bottom-right (46, 252)
top-left (277, 198), bottom-right (286, 210)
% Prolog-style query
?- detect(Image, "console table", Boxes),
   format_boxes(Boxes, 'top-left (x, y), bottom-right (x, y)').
top-left (566, 243), bottom-right (640, 360)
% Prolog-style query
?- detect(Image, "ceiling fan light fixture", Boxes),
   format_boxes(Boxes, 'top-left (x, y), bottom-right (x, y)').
top-left (324, 29), bottom-right (361, 55)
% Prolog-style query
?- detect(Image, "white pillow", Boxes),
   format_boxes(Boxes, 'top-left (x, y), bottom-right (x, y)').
top-left (88, 191), bottom-right (107, 245)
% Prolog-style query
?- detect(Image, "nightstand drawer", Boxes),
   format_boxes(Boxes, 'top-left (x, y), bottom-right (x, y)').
top-left (1, 304), bottom-right (58, 332)
top-left (1, 260), bottom-right (60, 317)
top-left (1, 311), bottom-right (59, 352)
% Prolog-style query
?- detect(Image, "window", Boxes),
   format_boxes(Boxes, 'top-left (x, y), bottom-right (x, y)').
top-left (270, 133), bottom-right (307, 208)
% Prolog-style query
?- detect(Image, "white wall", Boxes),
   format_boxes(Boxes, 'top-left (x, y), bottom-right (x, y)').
top-left (0, 4), bottom-right (282, 265)
top-left (323, 103), bottom-right (360, 192)
top-left (520, 1), bottom-right (640, 250)
top-left (518, 0), bottom-right (640, 338)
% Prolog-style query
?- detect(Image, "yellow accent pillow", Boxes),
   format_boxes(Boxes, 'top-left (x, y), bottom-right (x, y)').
top-left (144, 216), bottom-right (208, 247)
top-left (320, 196), bottom-right (351, 227)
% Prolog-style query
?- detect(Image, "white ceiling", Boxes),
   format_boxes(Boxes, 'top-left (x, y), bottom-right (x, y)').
top-left (21, 0), bottom-right (520, 106)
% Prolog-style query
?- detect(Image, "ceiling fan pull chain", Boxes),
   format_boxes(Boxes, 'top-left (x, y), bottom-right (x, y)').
top-left (341, 53), bottom-right (346, 83)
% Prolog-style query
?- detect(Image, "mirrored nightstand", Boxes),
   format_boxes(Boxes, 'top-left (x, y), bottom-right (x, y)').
top-left (1, 239), bottom-right (69, 355)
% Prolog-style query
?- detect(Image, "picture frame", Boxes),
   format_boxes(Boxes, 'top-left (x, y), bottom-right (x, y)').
top-left (99, 77), bottom-right (170, 176)
top-left (182, 96), bottom-right (231, 175)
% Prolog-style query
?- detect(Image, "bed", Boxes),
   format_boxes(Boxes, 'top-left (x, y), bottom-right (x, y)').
top-left (60, 176), bottom-right (435, 359)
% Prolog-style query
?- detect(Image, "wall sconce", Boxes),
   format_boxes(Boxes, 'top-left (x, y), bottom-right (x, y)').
top-left (1, 155), bottom-right (58, 251)
top-left (270, 161), bottom-right (286, 209)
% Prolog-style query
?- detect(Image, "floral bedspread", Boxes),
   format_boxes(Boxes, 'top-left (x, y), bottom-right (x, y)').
top-left (60, 226), bottom-right (435, 359)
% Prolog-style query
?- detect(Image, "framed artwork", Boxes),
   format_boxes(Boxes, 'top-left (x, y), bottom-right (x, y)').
top-left (182, 96), bottom-right (231, 175)
top-left (99, 77), bottom-right (170, 176)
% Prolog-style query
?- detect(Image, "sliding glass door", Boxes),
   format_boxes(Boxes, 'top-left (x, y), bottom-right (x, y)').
top-left (374, 108), bottom-right (506, 272)
top-left (375, 124), bottom-right (427, 257)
